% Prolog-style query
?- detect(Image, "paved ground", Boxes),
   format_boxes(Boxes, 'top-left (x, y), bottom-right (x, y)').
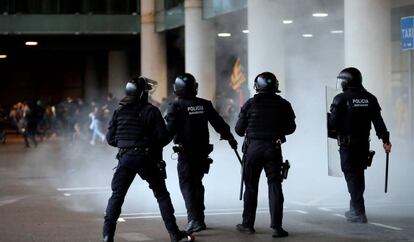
top-left (0, 135), bottom-right (413, 242)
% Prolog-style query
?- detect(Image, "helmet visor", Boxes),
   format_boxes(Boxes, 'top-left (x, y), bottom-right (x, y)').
top-left (336, 78), bottom-right (346, 90)
top-left (145, 78), bottom-right (158, 94)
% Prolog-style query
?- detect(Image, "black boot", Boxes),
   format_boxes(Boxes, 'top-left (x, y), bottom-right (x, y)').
top-left (103, 235), bottom-right (114, 242)
top-left (345, 202), bottom-right (356, 219)
top-left (236, 224), bottom-right (255, 234)
top-left (170, 230), bottom-right (188, 242)
top-left (344, 210), bottom-right (356, 219)
top-left (186, 220), bottom-right (206, 234)
top-left (347, 213), bottom-right (368, 223)
top-left (272, 227), bottom-right (288, 238)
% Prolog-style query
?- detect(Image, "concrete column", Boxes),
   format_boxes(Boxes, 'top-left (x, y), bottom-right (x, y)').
top-left (141, 0), bottom-right (167, 102)
top-left (108, 50), bottom-right (129, 99)
top-left (84, 56), bottom-right (99, 101)
top-left (247, 0), bottom-right (285, 96)
top-left (345, 0), bottom-right (391, 101)
top-left (185, 0), bottom-right (216, 101)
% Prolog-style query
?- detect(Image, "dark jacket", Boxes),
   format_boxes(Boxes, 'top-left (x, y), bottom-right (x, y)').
top-left (106, 96), bottom-right (171, 150)
top-left (165, 96), bottom-right (233, 153)
top-left (328, 89), bottom-right (389, 144)
top-left (235, 93), bottom-right (296, 142)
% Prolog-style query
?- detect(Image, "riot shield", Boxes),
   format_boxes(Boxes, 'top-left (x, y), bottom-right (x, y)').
top-left (325, 86), bottom-right (342, 177)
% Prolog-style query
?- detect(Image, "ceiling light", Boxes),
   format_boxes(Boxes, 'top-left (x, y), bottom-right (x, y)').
top-left (217, 33), bottom-right (231, 37)
top-left (242, 30), bottom-right (249, 34)
top-left (302, 34), bottom-right (313, 38)
top-left (330, 30), bottom-right (344, 34)
top-left (283, 20), bottom-right (293, 24)
top-left (312, 13), bottom-right (328, 17)
top-left (0, 54), bottom-right (7, 59)
top-left (25, 41), bottom-right (38, 46)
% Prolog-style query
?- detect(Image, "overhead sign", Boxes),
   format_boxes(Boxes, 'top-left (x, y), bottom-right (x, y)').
top-left (401, 16), bottom-right (414, 51)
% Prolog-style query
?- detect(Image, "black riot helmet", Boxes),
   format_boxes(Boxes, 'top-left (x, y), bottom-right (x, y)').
top-left (125, 76), bottom-right (158, 99)
top-left (254, 72), bottom-right (281, 93)
top-left (173, 73), bottom-right (198, 97)
top-left (337, 67), bottom-right (363, 91)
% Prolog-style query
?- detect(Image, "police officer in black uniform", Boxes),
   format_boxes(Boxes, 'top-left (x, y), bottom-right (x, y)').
top-left (103, 77), bottom-right (187, 242)
top-left (328, 67), bottom-right (392, 223)
top-left (165, 73), bottom-right (238, 234)
top-left (235, 72), bottom-right (296, 238)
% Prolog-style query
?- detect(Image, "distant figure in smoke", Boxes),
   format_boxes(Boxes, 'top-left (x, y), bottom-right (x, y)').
top-left (23, 101), bottom-right (42, 148)
top-left (235, 72), bottom-right (296, 238)
top-left (89, 106), bottom-right (106, 145)
top-left (103, 77), bottom-right (188, 242)
top-left (63, 97), bottom-right (77, 138)
top-left (104, 93), bottom-right (118, 114)
top-left (0, 104), bottom-right (6, 144)
top-left (9, 103), bottom-right (22, 135)
top-left (328, 67), bottom-right (392, 223)
top-left (165, 73), bottom-right (238, 234)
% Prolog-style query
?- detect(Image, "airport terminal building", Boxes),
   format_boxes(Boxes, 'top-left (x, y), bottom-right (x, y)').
top-left (0, 0), bottom-right (413, 138)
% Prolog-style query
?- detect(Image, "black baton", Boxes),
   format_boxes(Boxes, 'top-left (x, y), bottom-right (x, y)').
top-left (233, 148), bottom-right (244, 200)
top-left (385, 152), bottom-right (389, 193)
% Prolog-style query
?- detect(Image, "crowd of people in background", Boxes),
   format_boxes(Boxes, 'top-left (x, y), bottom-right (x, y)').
top-left (1, 94), bottom-right (117, 147)
top-left (0, 92), bottom-right (238, 148)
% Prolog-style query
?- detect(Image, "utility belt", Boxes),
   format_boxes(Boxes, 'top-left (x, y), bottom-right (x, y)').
top-left (116, 146), bottom-right (168, 179)
top-left (337, 135), bottom-right (375, 168)
top-left (172, 143), bottom-right (214, 174)
top-left (243, 138), bottom-right (282, 152)
top-left (116, 146), bottom-right (150, 160)
top-left (337, 135), bottom-right (370, 146)
top-left (246, 135), bottom-right (286, 144)
top-left (172, 143), bottom-right (214, 155)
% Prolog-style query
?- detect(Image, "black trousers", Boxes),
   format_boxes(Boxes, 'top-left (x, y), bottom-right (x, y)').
top-left (177, 153), bottom-right (206, 223)
top-left (103, 152), bottom-right (179, 238)
top-left (343, 170), bottom-right (365, 215)
top-left (242, 140), bottom-right (284, 229)
top-left (339, 143), bottom-right (368, 215)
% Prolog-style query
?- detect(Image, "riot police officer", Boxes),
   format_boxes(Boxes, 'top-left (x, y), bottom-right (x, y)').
top-left (103, 77), bottom-right (187, 242)
top-left (328, 67), bottom-right (392, 223)
top-left (165, 73), bottom-right (238, 234)
top-left (235, 72), bottom-right (296, 238)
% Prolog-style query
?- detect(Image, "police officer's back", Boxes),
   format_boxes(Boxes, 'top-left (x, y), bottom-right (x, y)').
top-left (165, 73), bottom-right (237, 234)
top-left (328, 67), bottom-right (392, 223)
top-left (235, 72), bottom-right (296, 238)
top-left (103, 77), bottom-right (187, 242)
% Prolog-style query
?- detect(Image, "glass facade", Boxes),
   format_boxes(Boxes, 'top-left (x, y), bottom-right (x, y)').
top-left (0, 14), bottom-right (140, 34)
top-left (391, 4), bottom-right (414, 139)
top-left (0, 0), bottom-right (140, 34)
top-left (0, 0), bottom-right (412, 137)
top-left (0, 0), bottom-right (139, 14)
top-left (203, 0), bottom-right (246, 19)
top-left (155, 0), bottom-right (184, 32)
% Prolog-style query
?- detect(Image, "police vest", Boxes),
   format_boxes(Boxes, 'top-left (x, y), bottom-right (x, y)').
top-left (343, 92), bottom-right (372, 138)
top-left (246, 95), bottom-right (289, 141)
top-left (115, 103), bottom-right (150, 147)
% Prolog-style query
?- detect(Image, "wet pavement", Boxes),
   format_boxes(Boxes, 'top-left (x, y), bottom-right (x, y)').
top-left (0, 135), bottom-right (413, 242)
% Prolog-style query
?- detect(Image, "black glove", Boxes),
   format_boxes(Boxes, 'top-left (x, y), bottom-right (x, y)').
top-left (228, 138), bottom-right (238, 150)
top-left (382, 131), bottom-right (390, 145)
